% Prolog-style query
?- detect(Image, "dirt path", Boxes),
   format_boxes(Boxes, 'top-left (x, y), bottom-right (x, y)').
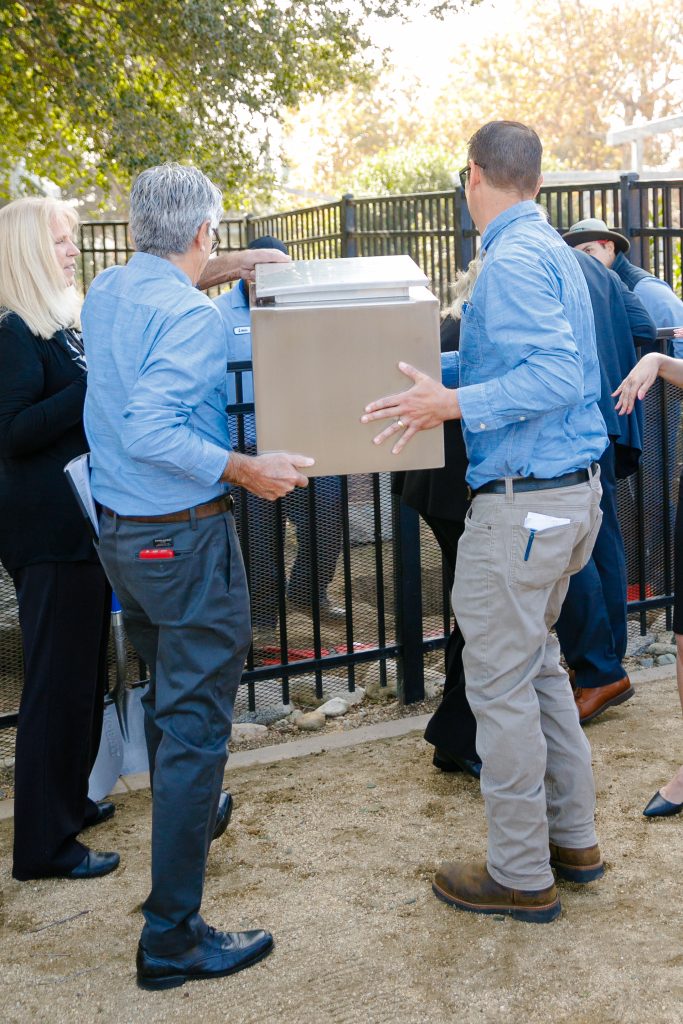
top-left (1, 667), bottom-right (682, 1024)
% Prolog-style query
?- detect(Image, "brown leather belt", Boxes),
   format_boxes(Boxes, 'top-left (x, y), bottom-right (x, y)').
top-left (102, 493), bottom-right (234, 523)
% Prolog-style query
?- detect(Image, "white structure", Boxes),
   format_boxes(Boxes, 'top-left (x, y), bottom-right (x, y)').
top-left (606, 115), bottom-right (683, 174)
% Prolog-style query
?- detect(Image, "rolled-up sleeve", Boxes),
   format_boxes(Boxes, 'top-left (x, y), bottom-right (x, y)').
top-left (458, 256), bottom-right (583, 433)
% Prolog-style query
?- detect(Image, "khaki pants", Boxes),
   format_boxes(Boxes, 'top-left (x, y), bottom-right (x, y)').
top-left (453, 470), bottom-right (603, 890)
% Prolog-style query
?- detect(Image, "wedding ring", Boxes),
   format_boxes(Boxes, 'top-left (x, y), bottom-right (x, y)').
top-left (396, 418), bottom-right (405, 429)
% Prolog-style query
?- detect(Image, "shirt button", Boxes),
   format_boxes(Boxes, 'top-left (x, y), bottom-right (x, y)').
top-left (519, 416), bottom-right (526, 422)
top-left (479, 422), bottom-right (486, 430)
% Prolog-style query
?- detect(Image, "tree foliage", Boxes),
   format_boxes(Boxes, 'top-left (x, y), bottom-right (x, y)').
top-left (426, 0), bottom-right (683, 170)
top-left (284, 0), bottom-right (683, 196)
top-left (0, 0), bottom-right (470, 204)
top-left (350, 142), bottom-right (456, 194)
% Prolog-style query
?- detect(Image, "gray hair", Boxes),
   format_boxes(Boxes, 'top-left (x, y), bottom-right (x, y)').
top-left (129, 163), bottom-right (223, 258)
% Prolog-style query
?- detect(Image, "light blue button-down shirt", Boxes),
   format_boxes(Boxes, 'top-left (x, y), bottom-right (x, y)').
top-left (632, 278), bottom-right (683, 358)
top-left (215, 280), bottom-right (257, 449)
top-left (442, 201), bottom-right (608, 489)
top-left (82, 252), bottom-right (231, 515)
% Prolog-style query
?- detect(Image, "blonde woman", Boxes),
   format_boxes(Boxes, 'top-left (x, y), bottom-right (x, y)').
top-left (0, 198), bottom-right (118, 879)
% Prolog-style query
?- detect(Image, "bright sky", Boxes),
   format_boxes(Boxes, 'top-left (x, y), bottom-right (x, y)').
top-left (367, 0), bottom-right (523, 83)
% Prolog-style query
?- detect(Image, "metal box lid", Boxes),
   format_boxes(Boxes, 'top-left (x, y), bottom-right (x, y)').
top-left (253, 254), bottom-right (428, 306)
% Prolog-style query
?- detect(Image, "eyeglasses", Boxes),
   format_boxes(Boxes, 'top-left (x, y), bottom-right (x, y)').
top-left (210, 227), bottom-right (220, 254)
top-left (458, 162), bottom-right (485, 190)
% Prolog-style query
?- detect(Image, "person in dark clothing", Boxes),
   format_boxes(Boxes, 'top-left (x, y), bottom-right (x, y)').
top-left (556, 248), bottom-right (655, 722)
top-left (393, 261), bottom-right (480, 777)
top-left (0, 197), bottom-right (117, 881)
top-left (404, 248), bottom-right (653, 774)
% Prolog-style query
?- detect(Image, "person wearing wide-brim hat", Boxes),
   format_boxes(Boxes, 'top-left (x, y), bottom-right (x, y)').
top-left (563, 217), bottom-right (683, 345)
top-left (563, 217), bottom-right (630, 257)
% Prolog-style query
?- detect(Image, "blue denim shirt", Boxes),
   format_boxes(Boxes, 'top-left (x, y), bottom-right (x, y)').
top-left (442, 202), bottom-right (608, 489)
top-left (215, 280), bottom-right (257, 449)
top-left (82, 252), bottom-right (231, 514)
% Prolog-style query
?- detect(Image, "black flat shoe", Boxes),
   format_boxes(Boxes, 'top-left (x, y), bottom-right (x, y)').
top-left (433, 749), bottom-right (482, 780)
top-left (83, 800), bottom-right (116, 828)
top-left (643, 791), bottom-right (683, 818)
top-left (66, 849), bottom-right (120, 879)
top-left (136, 926), bottom-right (274, 990)
top-left (212, 792), bottom-right (233, 842)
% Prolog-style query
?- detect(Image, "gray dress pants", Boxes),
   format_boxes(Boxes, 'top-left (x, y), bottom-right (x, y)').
top-left (98, 506), bottom-right (251, 954)
top-left (453, 471), bottom-right (603, 891)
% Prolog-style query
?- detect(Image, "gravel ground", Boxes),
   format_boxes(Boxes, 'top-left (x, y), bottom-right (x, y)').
top-left (1, 666), bottom-right (682, 1024)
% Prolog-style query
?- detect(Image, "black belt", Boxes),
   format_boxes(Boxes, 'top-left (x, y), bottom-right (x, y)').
top-left (103, 493), bottom-right (234, 523)
top-left (470, 463), bottom-right (598, 499)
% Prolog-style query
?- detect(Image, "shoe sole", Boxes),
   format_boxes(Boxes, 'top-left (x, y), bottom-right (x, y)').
top-left (580, 686), bottom-right (634, 725)
top-left (432, 755), bottom-right (481, 780)
top-left (432, 880), bottom-right (561, 923)
top-left (551, 861), bottom-right (605, 883)
top-left (211, 796), bottom-right (233, 843)
top-left (137, 937), bottom-right (275, 991)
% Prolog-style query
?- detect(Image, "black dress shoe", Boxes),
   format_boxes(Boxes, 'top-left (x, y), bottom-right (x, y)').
top-left (432, 748), bottom-right (482, 779)
top-left (83, 800), bottom-right (116, 828)
top-left (66, 849), bottom-right (120, 879)
top-left (643, 790), bottom-right (683, 817)
top-left (136, 926), bottom-right (274, 990)
top-left (212, 792), bottom-right (233, 841)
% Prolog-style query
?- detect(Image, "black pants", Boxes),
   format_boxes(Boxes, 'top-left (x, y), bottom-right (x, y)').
top-left (420, 515), bottom-right (478, 763)
top-left (11, 560), bottom-right (110, 879)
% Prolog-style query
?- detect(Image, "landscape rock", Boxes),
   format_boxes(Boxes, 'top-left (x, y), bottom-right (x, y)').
top-left (655, 653), bottom-right (676, 666)
top-left (648, 643), bottom-right (677, 656)
top-left (294, 710), bottom-right (326, 732)
top-left (318, 696), bottom-right (350, 717)
top-left (231, 723), bottom-right (269, 743)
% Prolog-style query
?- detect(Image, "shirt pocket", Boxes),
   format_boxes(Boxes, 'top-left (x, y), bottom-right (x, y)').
top-left (459, 301), bottom-right (483, 369)
top-left (508, 521), bottom-right (580, 590)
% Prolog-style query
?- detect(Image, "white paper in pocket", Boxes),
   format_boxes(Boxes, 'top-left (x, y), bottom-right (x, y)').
top-left (523, 512), bottom-right (571, 532)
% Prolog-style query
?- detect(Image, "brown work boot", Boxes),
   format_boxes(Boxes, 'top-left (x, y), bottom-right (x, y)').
top-left (549, 842), bottom-right (604, 883)
top-left (574, 675), bottom-right (634, 724)
top-left (432, 861), bottom-right (561, 923)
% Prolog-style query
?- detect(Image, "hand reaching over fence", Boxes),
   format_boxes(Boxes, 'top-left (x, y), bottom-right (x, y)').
top-left (613, 351), bottom-right (683, 414)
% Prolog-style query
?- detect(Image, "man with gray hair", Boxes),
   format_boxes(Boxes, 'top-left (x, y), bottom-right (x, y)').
top-left (83, 163), bottom-right (313, 988)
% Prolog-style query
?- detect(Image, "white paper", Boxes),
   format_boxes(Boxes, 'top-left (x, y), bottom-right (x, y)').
top-left (64, 453), bottom-right (100, 537)
top-left (523, 512), bottom-right (571, 532)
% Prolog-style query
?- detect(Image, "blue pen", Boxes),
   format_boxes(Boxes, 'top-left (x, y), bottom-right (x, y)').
top-left (524, 529), bottom-right (536, 561)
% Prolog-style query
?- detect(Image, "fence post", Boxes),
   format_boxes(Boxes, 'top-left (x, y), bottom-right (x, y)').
top-left (392, 495), bottom-right (425, 704)
top-left (620, 173), bottom-right (643, 269)
top-left (245, 213), bottom-right (256, 246)
top-left (341, 193), bottom-right (357, 258)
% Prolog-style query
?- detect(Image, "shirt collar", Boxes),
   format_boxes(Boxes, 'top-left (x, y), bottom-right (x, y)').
top-left (129, 250), bottom-right (193, 287)
top-left (480, 200), bottom-right (543, 254)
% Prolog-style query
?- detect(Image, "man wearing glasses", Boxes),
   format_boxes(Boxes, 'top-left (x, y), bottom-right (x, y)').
top-left (83, 163), bottom-right (314, 988)
top-left (364, 121), bottom-right (608, 923)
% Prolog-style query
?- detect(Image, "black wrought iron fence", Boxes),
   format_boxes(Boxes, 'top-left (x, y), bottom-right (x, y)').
top-left (2, 175), bottom-right (682, 768)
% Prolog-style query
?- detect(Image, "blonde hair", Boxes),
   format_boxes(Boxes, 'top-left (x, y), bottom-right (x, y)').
top-left (450, 257), bottom-right (482, 319)
top-left (0, 197), bottom-right (81, 339)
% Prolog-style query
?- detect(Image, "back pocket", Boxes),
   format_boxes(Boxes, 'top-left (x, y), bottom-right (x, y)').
top-left (509, 522), bottom-right (580, 590)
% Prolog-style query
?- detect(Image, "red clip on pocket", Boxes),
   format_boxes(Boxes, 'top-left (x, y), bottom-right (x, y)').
top-left (138, 548), bottom-right (175, 559)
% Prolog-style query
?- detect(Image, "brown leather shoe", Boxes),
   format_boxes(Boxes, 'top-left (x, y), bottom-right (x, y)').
top-left (574, 676), bottom-right (634, 723)
top-left (549, 842), bottom-right (604, 883)
top-left (432, 861), bottom-right (561, 923)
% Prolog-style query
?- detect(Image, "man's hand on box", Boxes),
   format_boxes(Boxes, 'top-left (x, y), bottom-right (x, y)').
top-left (224, 451), bottom-right (314, 500)
top-left (361, 362), bottom-right (461, 455)
top-left (197, 248), bottom-right (291, 290)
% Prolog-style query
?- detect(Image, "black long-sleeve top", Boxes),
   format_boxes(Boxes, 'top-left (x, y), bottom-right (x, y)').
top-left (0, 312), bottom-right (96, 571)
